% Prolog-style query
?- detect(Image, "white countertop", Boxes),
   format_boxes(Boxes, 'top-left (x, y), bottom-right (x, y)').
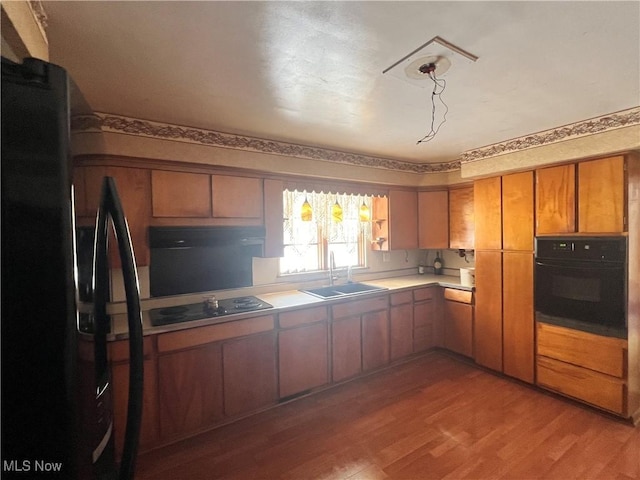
top-left (109, 274), bottom-right (473, 340)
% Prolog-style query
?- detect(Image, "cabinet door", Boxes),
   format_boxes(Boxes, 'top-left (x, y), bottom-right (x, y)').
top-left (418, 190), bottom-right (449, 249)
top-left (390, 303), bottom-right (414, 361)
top-left (389, 190), bottom-right (418, 250)
top-left (474, 177), bottom-right (501, 250)
top-left (474, 251), bottom-right (503, 372)
top-left (502, 252), bottom-right (534, 383)
top-left (151, 170), bottom-right (211, 217)
top-left (264, 178), bottom-right (284, 257)
top-left (362, 310), bottom-right (389, 372)
top-left (211, 175), bottom-right (263, 220)
top-left (444, 300), bottom-right (473, 357)
top-left (449, 186), bottom-right (475, 250)
top-left (332, 316), bottom-right (362, 382)
top-left (502, 171), bottom-right (534, 251)
top-left (536, 164), bottom-right (576, 234)
top-left (222, 332), bottom-right (277, 417)
top-left (278, 322), bottom-right (329, 398)
top-left (578, 156), bottom-right (625, 233)
top-left (413, 300), bottom-right (435, 352)
top-left (79, 166), bottom-right (152, 266)
top-left (111, 357), bottom-right (159, 455)
top-left (158, 344), bottom-right (223, 438)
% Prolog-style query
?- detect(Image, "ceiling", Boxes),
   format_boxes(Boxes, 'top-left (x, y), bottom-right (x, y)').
top-left (44, 1), bottom-right (639, 165)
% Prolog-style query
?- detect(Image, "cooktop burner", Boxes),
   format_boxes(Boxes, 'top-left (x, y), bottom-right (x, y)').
top-left (149, 296), bottom-right (273, 326)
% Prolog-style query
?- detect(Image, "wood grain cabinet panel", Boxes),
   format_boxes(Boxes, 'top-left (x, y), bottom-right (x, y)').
top-left (158, 344), bottom-right (223, 439)
top-left (211, 175), bottom-right (263, 220)
top-left (413, 288), bottom-right (444, 352)
top-left (263, 178), bottom-right (284, 257)
top-left (388, 190), bottom-right (418, 250)
top-left (111, 357), bottom-right (159, 456)
top-left (444, 299), bottom-right (473, 358)
top-left (502, 171), bottom-right (534, 251)
top-left (473, 177), bottom-right (501, 250)
top-left (78, 165), bottom-right (151, 266)
top-left (474, 250), bottom-right (503, 372)
top-left (536, 163), bottom-right (576, 234)
top-left (578, 156), bottom-right (625, 233)
top-left (332, 316), bottom-right (362, 382)
top-left (390, 303), bottom-right (414, 361)
top-left (278, 321), bottom-right (329, 398)
top-left (222, 332), bottom-right (277, 417)
top-left (449, 186), bottom-right (475, 250)
top-left (418, 190), bottom-right (449, 249)
top-left (502, 252), bottom-right (534, 383)
top-left (362, 309), bottom-right (390, 372)
top-left (152, 170), bottom-right (211, 218)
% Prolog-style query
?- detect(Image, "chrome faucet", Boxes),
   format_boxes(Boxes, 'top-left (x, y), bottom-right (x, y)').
top-left (329, 251), bottom-right (338, 285)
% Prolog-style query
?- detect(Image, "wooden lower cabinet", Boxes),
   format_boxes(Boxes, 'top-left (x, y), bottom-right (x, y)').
top-left (332, 316), bottom-right (362, 382)
top-left (158, 343), bottom-right (224, 439)
top-left (443, 289), bottom-right (473, 358)
top-left (413, 287), bottom-right (442, 353)
top-left (111, 359), bottom-right (159, 456)
top-left (362, 310), bottom-right (390, 372)
top-left (222, 332), bottom-right (277, 416)
top-left (278, 320), bottom-right (329, 398)
top-left (536, 322), bottom-right (628, 415)
top-left (390, 301), bottom-right (414, 361)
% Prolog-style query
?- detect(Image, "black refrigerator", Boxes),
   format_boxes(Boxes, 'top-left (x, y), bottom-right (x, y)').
top-left (1, 57), bottom-right (144, 479)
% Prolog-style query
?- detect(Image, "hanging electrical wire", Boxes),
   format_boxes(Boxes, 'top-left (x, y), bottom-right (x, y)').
top-left (416, 68), bottom-right (448, 145)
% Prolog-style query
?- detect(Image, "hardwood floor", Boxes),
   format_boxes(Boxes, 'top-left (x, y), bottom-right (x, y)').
top-left (135, 351), bottom-right (640, 479)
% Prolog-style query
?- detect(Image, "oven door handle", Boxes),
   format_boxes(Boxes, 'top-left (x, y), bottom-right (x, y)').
top-left (535, 260), bottom-right (623, 270)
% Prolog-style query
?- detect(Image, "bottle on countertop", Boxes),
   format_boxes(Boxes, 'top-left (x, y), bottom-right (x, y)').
top-left (433, 251), bottom-right (443, 275)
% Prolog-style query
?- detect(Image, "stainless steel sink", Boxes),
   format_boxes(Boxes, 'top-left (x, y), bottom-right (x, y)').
top-left (301, 282), bottom-right (387, 299)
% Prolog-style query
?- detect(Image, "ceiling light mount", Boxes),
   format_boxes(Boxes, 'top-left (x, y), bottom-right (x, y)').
top-left (383, 36), bottom-right (477, 88)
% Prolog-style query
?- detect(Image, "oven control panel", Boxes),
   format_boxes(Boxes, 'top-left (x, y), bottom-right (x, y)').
top-left (535, 237), bottom-right (626, 263)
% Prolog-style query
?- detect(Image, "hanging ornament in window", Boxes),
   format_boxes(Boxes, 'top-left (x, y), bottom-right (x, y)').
top-left (301, 196), bottom-right (313, 221)
top-left (358, 202), bottom-right (370, 222)
top-left (331, 201), bottom-right (343, 223)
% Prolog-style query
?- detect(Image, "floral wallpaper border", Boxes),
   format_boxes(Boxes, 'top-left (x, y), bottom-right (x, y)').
top-left (461, 107), bottom-right (640, 164)
top-left (72, 107), bottom-right (639, 174)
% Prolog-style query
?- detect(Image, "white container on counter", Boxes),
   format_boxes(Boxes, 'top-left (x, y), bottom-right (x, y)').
top-left (460, 267), bottom-right (475, 287)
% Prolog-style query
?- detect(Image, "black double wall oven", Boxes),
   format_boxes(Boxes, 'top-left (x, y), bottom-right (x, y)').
top-left (534, 236), bottom-right (627, 339)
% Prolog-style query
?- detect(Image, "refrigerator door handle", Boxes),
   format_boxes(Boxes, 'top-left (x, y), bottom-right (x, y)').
top-left (95, 177), bottom-right (144, 480)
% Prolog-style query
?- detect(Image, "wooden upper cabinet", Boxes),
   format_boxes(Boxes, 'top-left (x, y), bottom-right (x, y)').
top-left (449, 186), bottom-right (475, 250)
top-left (418, 190), bottom-right (449, 249)
top-left (536, 164), bottom-right (576, 234)
top-left (388, 190), bottom-right (418, 250)
top-left (211, 175), bottom-right (263, 220)
top-left (152, 170), bottom-right (211, 217)
top-left (371, 196), bottom-right (389, 251)
top-left (502, 171), bottom-right (534, 251)
top-left (76, 165), bottom-right (151, 266)
top-left (473, 177), bottom-right (501, 250)
top-left (263, 178), bottom-right (284, 258)
top-left (578, 156), bottom-right (626, 233)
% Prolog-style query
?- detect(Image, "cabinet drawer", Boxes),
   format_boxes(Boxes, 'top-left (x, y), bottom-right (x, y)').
top-left (331, 295), bottom-right (388, 319)
top-left (158, 315), bottom-right (275, 352)
top-left (443, 288), bottom-right (473, 304)
top-left (413, 287), bottom-right (435, 302)
top-left (537, 356), bottom-right (626, 415)
top-left (390, 291), bottom-right (413, 306)
top-left (279, 306), bottom-right (328, 329)
top-left (109, 336), bottom-right (154, 362)
top-left (537, 322), bottom-right (627, 378)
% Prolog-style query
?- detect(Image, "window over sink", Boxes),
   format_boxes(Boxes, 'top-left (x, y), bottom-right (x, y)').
top-left (280, 189), bottom-right (374, 274)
